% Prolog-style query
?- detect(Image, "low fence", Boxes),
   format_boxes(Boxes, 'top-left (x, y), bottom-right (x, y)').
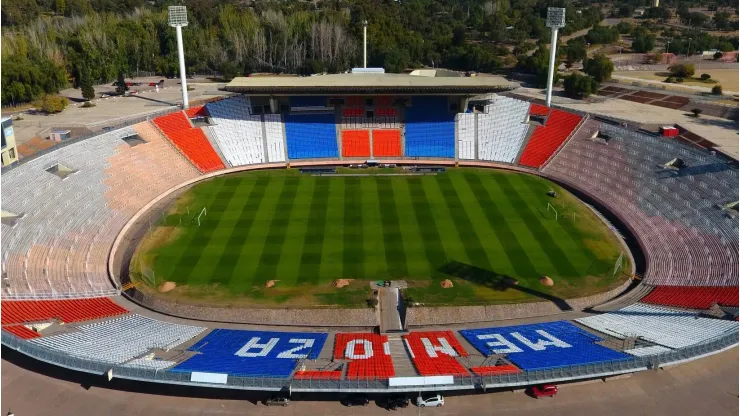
top-left (3, 329), bottom-right (736, 393)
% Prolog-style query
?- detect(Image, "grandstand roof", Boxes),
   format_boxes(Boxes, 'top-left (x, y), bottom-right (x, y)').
top-left (223, 73), bottom-right (513, 95)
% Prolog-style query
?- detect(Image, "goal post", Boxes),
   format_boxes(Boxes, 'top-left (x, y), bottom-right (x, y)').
top-left (547, 203), bottom-right (558, 221)
top-left (197, 207), bottom-right (207, 227)
top-left (613, 252), bottom-right (624, 276)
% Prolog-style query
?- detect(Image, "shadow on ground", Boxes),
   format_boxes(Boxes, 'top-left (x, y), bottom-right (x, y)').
top-left (438, 261), bottom-right (573, 312)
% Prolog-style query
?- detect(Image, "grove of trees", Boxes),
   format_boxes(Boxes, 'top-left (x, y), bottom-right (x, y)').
top-left (1, 0), bottom-right (607, 106)
top-left (563, 73), bottom-right (599, 98)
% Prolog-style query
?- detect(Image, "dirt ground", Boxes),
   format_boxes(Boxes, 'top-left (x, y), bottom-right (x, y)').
top-left (614, 69), bottom-right (739, 93)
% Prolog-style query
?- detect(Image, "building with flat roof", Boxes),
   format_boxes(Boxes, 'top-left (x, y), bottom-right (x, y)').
top-left (1, 117), bottom-right (18, 167)
top-left (223, 72), bottom-right (513, 96)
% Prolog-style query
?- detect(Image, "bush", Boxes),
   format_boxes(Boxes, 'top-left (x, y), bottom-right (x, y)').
top-left (664, 77), bottom-right (676, 83)
top-left (81, 101), bottom-right (96, 108)
top-left (563, 73), bottom-right (600, 99)
top-left (691, 108), bottom-right (703, 117)
top-left (713, 51), bottom-right (724, 60)
top-left (668, 63), bottom-right (695, 78)
top-left (616, 21), bottom-right (633, 34)
top-left (712, 85), bottom-right (723, 95)
top-left (37, 94), bottom-right (68, 114)
top-left (583, 54), bottom-right (614, 82)
top-left (675, 77), bottom-right (684, 83)
top-left (700, 73), bottom-right (711, 80)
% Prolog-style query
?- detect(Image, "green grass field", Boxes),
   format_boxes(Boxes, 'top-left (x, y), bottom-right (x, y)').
top-left (132, 168), bottom-right (630, 307)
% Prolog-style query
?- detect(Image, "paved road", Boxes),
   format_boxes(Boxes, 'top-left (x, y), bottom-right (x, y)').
top-left (2, 346), bottom-right (737, 416)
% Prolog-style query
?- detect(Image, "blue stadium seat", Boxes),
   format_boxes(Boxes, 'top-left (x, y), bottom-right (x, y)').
top-left (284, 113), bottom-right (339, 159)
top-left (170, 329), bottom-right (329, 377)
top-left (459, 321), bottom-right (629, 371)
top-left (405, 96), bottom-right (455, 158)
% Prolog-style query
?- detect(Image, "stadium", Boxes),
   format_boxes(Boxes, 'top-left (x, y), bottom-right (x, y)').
top-left (1, 5), bottom-right (738, 414)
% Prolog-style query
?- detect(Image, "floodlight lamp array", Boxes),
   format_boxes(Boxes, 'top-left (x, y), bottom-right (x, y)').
top-left (168, 6), bottom-right (188, 27)
top-left (546, 7), bottom-right (566, 28)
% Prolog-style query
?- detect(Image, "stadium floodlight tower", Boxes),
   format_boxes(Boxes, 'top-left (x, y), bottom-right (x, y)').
top-left (545, 7), bottom-right (566, 108)
top-left (168, 5), bottom-right (190, 109)
top-left (362, 20), bottom-right (368, 68)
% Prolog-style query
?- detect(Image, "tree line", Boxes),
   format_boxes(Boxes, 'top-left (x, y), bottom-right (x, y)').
top-left (2, 0), bottom-right (607, 106)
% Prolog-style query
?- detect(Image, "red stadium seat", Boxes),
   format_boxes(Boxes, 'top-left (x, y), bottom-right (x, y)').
top-left (641, 286), bottom-right (739, 309)
top-left (334, 333), bottom-right (395, 379)
top-left (3, 325), bottom-right (41, 339)
top-left (470, 364), bottom-right (521, 375)
top-left (293, 370), bottom-right (342, 380)
top-left (342, 130), bottom-right (371, 157)
top-left (346, 96), bottom-right (364, 106)
top-left (184, 105), bottom-right (208, 118)
top-left (403, 331), bottom-right (469, 376)
top-left (1, 298), bottom-right (128, 325)
top-left (342, 108), bottom-right (364, 117)
top-left (372, 129), bottom-right (402, 157)
top-left (153, 111), bottom-right (225, 173)
top-left (519, 109), bottom-right (582, 169)
top-left (529, 103), bottom-right (550, 116)
top-left (375, 96), bottom-right (393, 107)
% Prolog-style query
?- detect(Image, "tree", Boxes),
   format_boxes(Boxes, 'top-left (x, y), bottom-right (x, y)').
top-left (616, 21), bottom-right (633, 34)
top-left (617, 5), bottom-right (633, 18)
top-left (452, 26), bottom-right (467, 47)
top-left (585, 26), bottom-right (619, 45)
top-left (700, 73), bottom-right (711, 80)
top-left (631, 33), bottom-right (656, 53)
top-left (668, 63), bottom-right (695, 78)
top-left (54, 0), bottom-right (66, 15)
top-left (713, 51), bottom-right (724, 60)
top-left (691, 108), bottom-right (702, 117)
top-left (37, 94), bottom-right (68, 114)
top-left (115, 71), bottom-right (129, 95)
top-left (563, 73), bottom-right (599, 99)
top-left (712, 85), bottom-right (723, 95)
top-left (79, 65), bottom-right (95, 101)
top-left (564, 38), bottom-right (588, 68)
top-left (583, 54), bottom-right (614, 82)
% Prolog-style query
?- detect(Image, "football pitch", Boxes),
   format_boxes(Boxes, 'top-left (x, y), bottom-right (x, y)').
top-left (134, 168), bottom-right (630, 307)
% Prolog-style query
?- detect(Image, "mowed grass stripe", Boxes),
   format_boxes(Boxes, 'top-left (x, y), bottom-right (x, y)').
top-left (434, 173), bottom-right (492, 271)
top-left (297, 178), bottom-right (330, 285)
top-left (376, 178), bottom-right (408, 277)
top-left (514, 175), bottom-right (594, 272)
top-left (252, 177), bottom-right (301, 284)
top-left (392, 179), bottom-right (430, 277)
top-left (360, 178), bottom-right (387, 278)
top-left (186, 179), bottom-right (258, 284)
top-left (274, 178), bottom-right (313, 284)
top-left (445, 172), bottom-right (514, 274)
top-left (212, 176), bottom-right (270, 289)
top-left (406, 177), bottom-right (447, 273)
top-left (343, 177), bottom-right (364, 278)
top-left (318, 178), bottom-right (345, 278)
top-left (462, 172), bottom-right (538, 277)
top-left (494, 174), bottom-right (579, 277)
top-left (420, 175), bottom-right (470, 268)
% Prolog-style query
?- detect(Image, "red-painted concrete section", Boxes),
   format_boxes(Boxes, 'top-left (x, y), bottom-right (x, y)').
top-left (2, 346), bottom-right (737, 416)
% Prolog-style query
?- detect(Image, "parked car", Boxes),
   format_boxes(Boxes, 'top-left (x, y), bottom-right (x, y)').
top-left (263, 396), bottom-right (290, 406)
top-left (416, 394), bottom-right (444, 407)
top-left (378, 395), bottom-right (409, 410)
top-left (341, 394), bottom-right (369, 407)
top-left (531, 384), bottom-right (558, 398)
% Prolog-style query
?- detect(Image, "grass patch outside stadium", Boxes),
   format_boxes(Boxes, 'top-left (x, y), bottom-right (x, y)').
top-left (131, 168), bottom-right (631, 308)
